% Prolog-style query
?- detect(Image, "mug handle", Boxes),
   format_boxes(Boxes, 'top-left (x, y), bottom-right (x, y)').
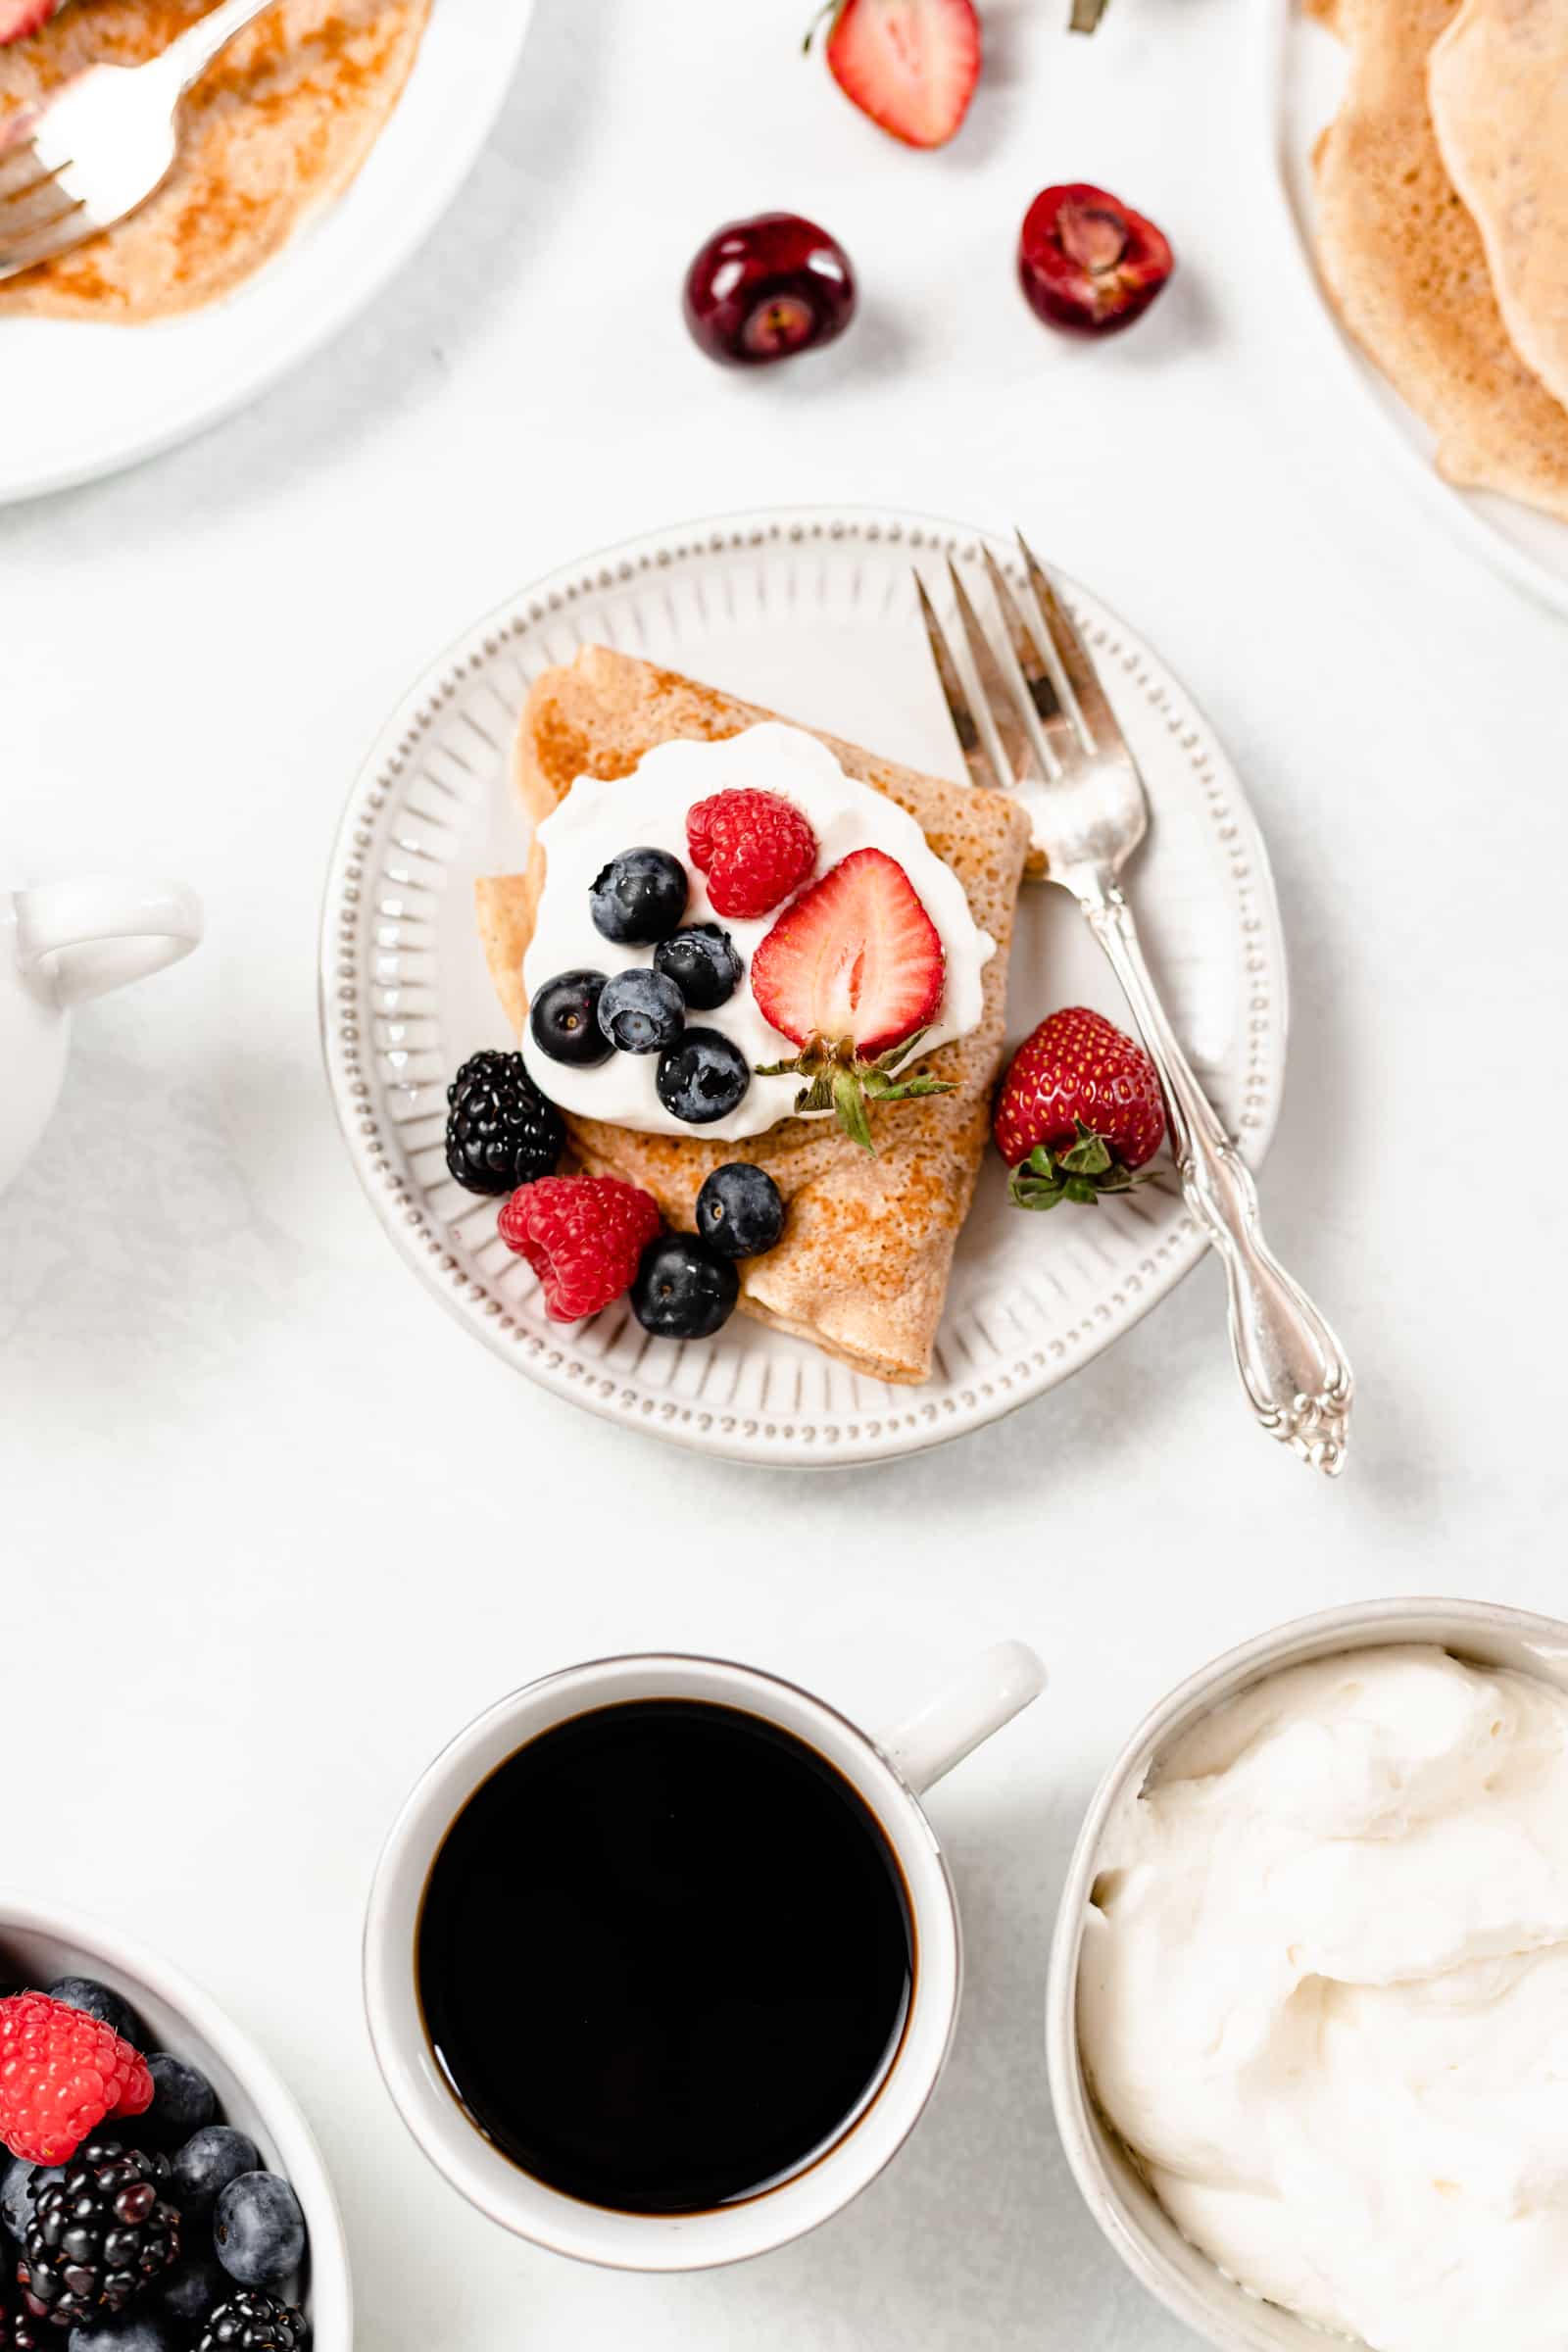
top-left (879, 1642), bottom-right (1046, 1795)
top-left (15, 877), bottom-right (203, 1009)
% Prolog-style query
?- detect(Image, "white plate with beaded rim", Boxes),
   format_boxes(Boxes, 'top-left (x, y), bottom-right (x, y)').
top-left (1266, 0), bottom-right (1568, 617)
top-left (319, 504), bottom-right (1289, 1470)
top-left (0, 0), bottom-right (536, 506)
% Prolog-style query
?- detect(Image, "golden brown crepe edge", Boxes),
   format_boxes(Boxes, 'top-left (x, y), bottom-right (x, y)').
top-left (1306, 0), bottom-right (1568, 521)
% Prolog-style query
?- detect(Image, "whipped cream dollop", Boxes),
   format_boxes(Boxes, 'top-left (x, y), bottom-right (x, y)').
top-left (520, 723), bottom-right (996, 1145)
top-left (1079, 1644), bottom-right (1568, 2352)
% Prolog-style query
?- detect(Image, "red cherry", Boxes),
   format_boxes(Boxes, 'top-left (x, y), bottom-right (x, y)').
top-left (1018, 183), bottom-right (1174, 336)
top-left (683, 212), bottom-right (857, 368)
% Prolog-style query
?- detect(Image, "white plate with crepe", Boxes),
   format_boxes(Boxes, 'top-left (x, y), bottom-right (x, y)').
top-left (1269, 0), bottom-right (1568, 614)
top-left (318, 506), bottom-right (1289, 1470)
top-left (0, 0), bottom-right (535, 506)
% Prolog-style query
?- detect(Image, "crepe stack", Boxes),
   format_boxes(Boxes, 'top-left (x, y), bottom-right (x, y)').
top-left (475, 647), bottom-right (1034, 1388)
top-left (1311, 0), bottom-right (1568, 519)
top-left (0, 0), bottom-right (430, 321)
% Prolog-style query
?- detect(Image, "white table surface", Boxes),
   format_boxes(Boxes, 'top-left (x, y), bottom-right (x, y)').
top-left (3, 1), bottom-right (1567, 2345)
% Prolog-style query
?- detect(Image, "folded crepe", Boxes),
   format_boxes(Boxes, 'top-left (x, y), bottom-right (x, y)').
top-left (1310, 0), bottom-right (1568, 520)
top-left (1428, 0), bottom-right (1568, 416)
top-left (0, 0), bottom-right (429, 322)
top-left (475, 647), bottom-right (1033, 1388)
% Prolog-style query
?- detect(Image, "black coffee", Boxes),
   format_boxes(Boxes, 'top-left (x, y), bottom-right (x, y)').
top-left (416, 1697), bottom-right (913, 2214)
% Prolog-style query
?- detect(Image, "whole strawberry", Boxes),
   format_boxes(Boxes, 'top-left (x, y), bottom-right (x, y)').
top-left (498, 1174), bottom-right (662, 1323)
top-left (0, 1993), bottom-right (153, 2166)
top-left (994, 1006), bottom-right (1165, 1209)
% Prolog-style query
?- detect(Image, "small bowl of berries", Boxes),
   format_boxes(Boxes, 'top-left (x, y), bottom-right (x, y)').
top-left (0, 1902), bottom-right (349, 2352)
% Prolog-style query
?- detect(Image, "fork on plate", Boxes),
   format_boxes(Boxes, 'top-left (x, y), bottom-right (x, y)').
top-left (0, 0), bottom-right (279, 284)
top-left (918, 533), bottom-right (1353, 1477)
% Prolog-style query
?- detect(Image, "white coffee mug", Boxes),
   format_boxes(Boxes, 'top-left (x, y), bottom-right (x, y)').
top-left (1, 876), bottom-right (203, 1196)
top-left (364, 1643), bottom-right (1045, 2271)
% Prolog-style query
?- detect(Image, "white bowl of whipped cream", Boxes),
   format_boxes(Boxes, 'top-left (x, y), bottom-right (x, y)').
top-left (1047, 1599), bottom-right (1568, 2352)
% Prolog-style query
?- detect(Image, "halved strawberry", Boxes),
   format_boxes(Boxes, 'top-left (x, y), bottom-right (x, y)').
top-left (810, 0), bottom-right (981, 151)
top-left (0, 0), bottom-right (67, 44)
top-left (753, 847), bottom-right (944, 1053)
top-left (752, 848), bottom-right (954, 1150)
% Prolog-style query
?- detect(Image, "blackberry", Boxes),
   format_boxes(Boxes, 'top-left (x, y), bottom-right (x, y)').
top-left (196, 2292), bottom-right (308, 2352)
top-left (19, 2142), bottom-right (180, 2329)
top-left (444, 1052), bottom-right (564, 1196)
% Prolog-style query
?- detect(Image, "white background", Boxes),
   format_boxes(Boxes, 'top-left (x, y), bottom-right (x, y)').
top-left (3, 1), bottom-right (1568, 2346)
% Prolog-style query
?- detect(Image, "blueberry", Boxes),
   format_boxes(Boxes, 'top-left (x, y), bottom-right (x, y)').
top-left (46, 1976), bottom-right (144, 2049)
top-left (596, 968), bottom-right (686, 1055)
top-left (141, 2052), bottom-right (216, 2145)
top-left (1, 2153), bottom-right (61, 2244)
top-left (696, 1163), bottom-right (785, 1259)
top-left (529, 970), bottom-right (612, 1067)
top-left (589, 848), bottom-right (688, 946)
top-left (214, 2171), bottom-right (307, 2290)
top-left (67, 2312), bottom-right (179, 2352)
top-left (654, 923), bottom-right (743, 1011)
top-left (656, 1028), bottom-right (752, 1125)
top-left (172, 2126), bottom-right (261, 2218)
top-left (152, 2250), bottom-right (228, 2333)
top-left (630, 1234), bottom-right (739, 1339)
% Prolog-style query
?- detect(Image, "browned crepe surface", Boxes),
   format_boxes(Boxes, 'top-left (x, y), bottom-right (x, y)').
top-left (1429, 0), bottom-right (1568, 416)
top-left (1311, 0), bottom-right (1568, 519)
top-left (0, 0), bottom-right (429, 321)
top-left (476, 647), bottom-right (1034, 1388)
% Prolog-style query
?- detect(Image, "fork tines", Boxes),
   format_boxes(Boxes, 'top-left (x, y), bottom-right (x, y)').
top-left (1013, 532), bottom-right (1123, 754)
top-left (914, 529), bottom-right (1128, 796)
top-left (0, 122), bottom-right (81, 279)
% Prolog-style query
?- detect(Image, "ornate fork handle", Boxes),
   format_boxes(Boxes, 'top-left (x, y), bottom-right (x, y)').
top-left (1082, 881), bottom-right (1353, 1477)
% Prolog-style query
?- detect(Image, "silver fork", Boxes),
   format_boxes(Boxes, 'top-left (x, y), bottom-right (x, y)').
top-left (0, 0), bottom-right (280, 284)
top-left (918, 534), bottom-right (1353, 1477)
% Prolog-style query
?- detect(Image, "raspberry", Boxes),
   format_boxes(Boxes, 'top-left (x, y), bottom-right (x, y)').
top-left (686, 788), bottom-right (817, 919)
top-left (498, 1175), bottom-right (662, 1323)
top-left (0, 1994), bottom-right (153, 2167)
